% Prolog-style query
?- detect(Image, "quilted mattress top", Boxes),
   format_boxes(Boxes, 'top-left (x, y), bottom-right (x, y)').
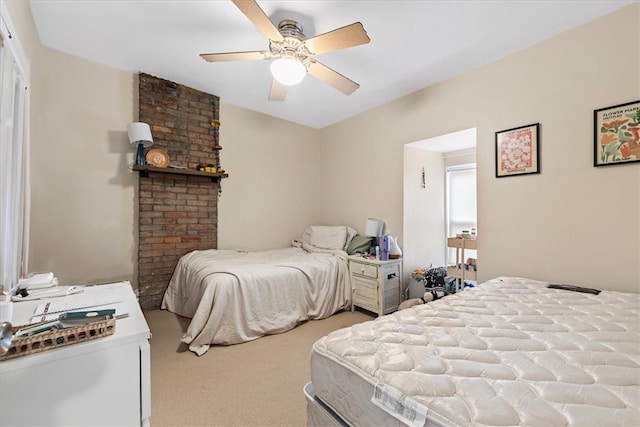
top-left (314, 277), bottom-right (640, 426)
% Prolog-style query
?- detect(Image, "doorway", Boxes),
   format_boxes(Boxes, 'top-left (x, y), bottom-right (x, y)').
top-left (403, 128), bottom-right (476, 298)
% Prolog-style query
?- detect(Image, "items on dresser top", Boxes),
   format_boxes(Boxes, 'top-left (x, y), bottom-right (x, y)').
top-left (0, 281), bottom-right (151, 426)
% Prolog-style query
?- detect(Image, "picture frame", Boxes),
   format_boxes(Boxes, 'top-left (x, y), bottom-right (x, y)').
top-left (495, 123), bottom-right (540, 178)
top-left (594, 100), bottom-right (640, 167)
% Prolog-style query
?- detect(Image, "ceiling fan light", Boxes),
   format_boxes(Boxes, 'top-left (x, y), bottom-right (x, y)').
top-left (270, 57), bottom-right (306, 86)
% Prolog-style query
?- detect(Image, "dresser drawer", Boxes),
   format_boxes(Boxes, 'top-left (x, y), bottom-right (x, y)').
top-left (350, 261), bottom-right (378, 279)
top-left (447, 237), bottom-right (477, 250)
top-left (447, 237), bottom-right (465, 249)
top-left (352, 277), bottom-right (378, 311)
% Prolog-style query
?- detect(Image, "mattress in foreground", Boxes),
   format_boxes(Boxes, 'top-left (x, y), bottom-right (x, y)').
top-left (162, 247), bottom-right (351, 355)
top-left (310, 277), bottom-right (640, 426)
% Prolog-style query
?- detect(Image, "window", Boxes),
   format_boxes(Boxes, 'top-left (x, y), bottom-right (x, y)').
top-left (0, 6), bottom-right (29, 294)
top-left (446, 164), bottom-right (476, 265)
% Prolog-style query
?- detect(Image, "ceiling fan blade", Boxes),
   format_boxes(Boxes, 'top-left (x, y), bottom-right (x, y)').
top-left (232, 0), bottom-right (284, 42)
top-left (307, 60), bottom-right (360, 96)
top-left (304, 22), bottom-right (370, 55)
top-left (200, 51), bottom-right (271, 62)
top-left (268, 79), bottom-right (287, 101)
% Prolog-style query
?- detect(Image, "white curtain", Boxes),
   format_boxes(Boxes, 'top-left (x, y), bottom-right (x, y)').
top-left (0, 8), bottom-right (29, 294)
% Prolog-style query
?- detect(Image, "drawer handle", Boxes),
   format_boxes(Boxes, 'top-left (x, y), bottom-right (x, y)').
top-left (360, 268), bottom-right (365, 274)
top-left (387, 273), bottom-right (397, 279)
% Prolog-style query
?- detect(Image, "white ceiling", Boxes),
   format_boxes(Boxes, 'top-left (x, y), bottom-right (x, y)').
top-left (28, 0), bottom-right (635, 129)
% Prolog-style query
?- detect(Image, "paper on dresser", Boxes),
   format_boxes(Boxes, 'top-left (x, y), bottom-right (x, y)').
top-left (18, 272), bottom-right (58, 289)
top-left (11, 286), bottom-right (82, 302)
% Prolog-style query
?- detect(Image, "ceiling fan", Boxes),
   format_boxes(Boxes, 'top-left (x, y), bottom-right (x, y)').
top-left (200, 0), bottom-right (371, 101)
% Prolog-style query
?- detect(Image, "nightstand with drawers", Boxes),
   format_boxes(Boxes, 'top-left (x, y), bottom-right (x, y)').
top-left (348, 256), bottom-right (403, 316)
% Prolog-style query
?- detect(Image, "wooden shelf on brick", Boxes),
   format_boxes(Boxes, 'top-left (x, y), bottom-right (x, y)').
top-left (132, 165), bottom-right (229, 182)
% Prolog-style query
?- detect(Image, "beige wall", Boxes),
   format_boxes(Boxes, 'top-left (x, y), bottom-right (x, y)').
top-left (321, 4), bottom-right (640, 293)
top-left (403, 145), bottom-right (446, 297)
top-left (217, 104), bottom-right (322, 250)
top-left (8, 1), bottom-right (639, 292)
top-left (9, 1), bottom-right (322, 288)
top-left (29, 48), bottom-right (137, 285)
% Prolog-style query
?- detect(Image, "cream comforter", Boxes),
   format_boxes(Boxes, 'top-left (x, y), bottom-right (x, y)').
top-left (161, 247), bottom-right (351, 355)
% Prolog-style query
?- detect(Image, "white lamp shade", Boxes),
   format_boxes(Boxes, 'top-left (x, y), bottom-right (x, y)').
top-left (364, 218), bottom-right (384, 237)
top-left (270, 58), bottom-right (306, 86)
top-left (127, 122), bottom-right (154, 148)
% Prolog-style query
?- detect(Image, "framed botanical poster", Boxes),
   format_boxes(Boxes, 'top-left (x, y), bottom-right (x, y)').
top-left (594, 100), bottom-right (640, 167)
top-left (495, 123), bottom-right (540, 178)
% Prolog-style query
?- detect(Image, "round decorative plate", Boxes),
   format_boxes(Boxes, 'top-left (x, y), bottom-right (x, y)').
top-left (146, 149), bottom-right (169, 168)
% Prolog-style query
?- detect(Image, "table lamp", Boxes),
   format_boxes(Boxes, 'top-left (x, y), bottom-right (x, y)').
top-left (364, 218), bottom-right (384, 238)
top-left (364, 218), bottom-right (384, 256)
top-left (127, 122), bottom-right (154, 166)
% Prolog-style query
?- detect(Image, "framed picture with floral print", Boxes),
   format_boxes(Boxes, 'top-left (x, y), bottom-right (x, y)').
top-left (495, 123), bottom-right (540, 178)
top-left (594, 100), bottom-right (640, 167)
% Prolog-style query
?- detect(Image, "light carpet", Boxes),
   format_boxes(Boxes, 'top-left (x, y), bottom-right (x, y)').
top-left (144, 308), bottom-right (373, 427)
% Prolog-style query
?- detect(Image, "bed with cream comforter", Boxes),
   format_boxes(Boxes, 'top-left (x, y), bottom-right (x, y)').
top-left (161, 246), bottom-right (351, 356)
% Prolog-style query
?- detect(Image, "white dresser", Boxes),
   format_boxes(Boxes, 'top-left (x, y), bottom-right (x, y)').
top-left (0, 281), bottom-right (151, 426)
top-left (349, 256), bottom-right (403, 316)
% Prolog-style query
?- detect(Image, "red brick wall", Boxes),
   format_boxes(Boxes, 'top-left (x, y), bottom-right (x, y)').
top-left (137, 74), bottom-right (221, 309)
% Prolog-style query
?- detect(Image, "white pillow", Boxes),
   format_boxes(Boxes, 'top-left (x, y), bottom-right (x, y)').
top-left (301, 225), bottom-right (354, 251)
top-left (309, 226), bottom-right (347, 250)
